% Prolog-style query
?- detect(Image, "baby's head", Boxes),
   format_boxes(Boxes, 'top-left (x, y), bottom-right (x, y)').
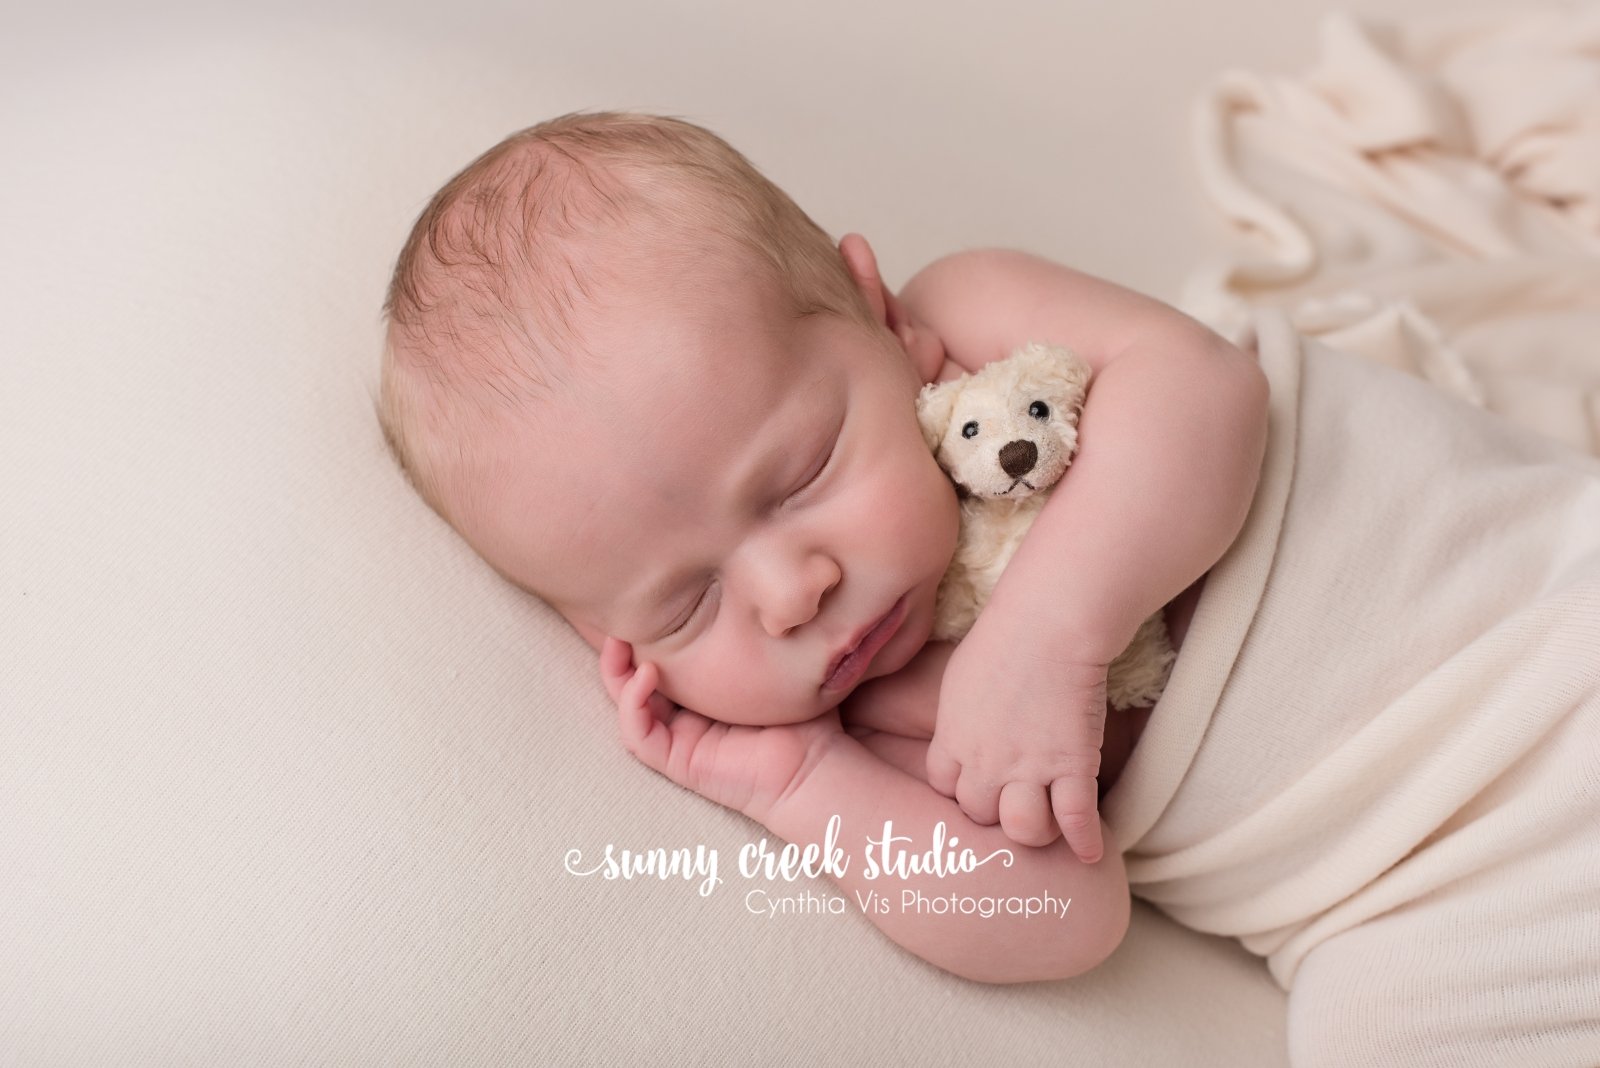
top-left (379, 111), bottom-right (958, 726)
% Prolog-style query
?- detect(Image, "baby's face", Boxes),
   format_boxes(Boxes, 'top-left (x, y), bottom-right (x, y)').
top-left (461, 249), bottom-right (960, 726)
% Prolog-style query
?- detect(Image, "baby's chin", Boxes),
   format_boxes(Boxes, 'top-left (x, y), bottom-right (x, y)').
top-left (687, 679), bottom-right (854, 726)
top-left (715, 697), bottom-right (839, 727)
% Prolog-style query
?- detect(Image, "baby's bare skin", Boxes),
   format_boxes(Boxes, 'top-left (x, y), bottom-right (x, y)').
top-left (591, 241), bottom-right (1265, 982)
top-left (840, 571), bottom-right (1207, 795)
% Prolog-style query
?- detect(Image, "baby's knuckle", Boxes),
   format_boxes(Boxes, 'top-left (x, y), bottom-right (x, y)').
top-left (1045, 749), bottom-right (1102, 777)
top-left (1056, 810), bottom-right (1097, 834)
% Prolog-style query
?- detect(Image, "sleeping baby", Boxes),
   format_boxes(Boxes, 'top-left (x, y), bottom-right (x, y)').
top-left (379, 112), bottom-right (1600, 1061)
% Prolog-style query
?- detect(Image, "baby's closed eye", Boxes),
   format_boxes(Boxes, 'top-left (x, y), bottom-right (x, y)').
top-left (790, 442), bottom-right (834, 500)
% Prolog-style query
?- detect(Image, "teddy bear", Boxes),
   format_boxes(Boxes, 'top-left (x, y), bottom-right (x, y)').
top-left (915, 341), bottom-right (1176, 711)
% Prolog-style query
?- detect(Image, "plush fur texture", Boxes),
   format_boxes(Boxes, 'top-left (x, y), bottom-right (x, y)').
top-left (916, 342), bottom-right (1176, 710)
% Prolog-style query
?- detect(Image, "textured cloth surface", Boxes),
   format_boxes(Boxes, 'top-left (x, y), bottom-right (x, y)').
top-left (2, 1), bottom-right (1320, 1064)
top-left (1135, 8), bottom-right (1600, 1063)
top-left (1182, 3), bottom-right (1600, 455)
top-left (1104, 308), bottom-right (1600, 1065)
top-left (10, 1), bottom-right (1585, 1063)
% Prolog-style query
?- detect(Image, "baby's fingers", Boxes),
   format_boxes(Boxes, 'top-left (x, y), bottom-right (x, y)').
top-left (618, 661), bottom-right (674, 755)
top-left (617, 662), bottom-right (686, 781)
top-left (616, 662), bottom-right (721, 798)
top-left (603, 638), bottom-right (677, 720)
top-left (599, 636), bottom-right (633, 703)
top-left (998, 782), bottom-right (1061, 848)
top-left (954, 769), bottom-right (1002, 827)
top-left (1050, 775), bottom-right (1105, 865)
top-left (925, 741), bottom-right (962, 800)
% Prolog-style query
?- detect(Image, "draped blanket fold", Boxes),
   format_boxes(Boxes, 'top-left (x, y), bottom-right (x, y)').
top-left (1103, 307), bottom-right (1600, 995)
top-left (1180, 4), bottom-right (1600, 458)
top-left (1110, 10), bottom-right (1600, 1012)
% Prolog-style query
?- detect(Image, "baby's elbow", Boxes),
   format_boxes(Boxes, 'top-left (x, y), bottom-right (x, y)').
top-left (948, 950), bottom-right (1107, 987)
top-left (940, 930), bottom-right (1122, 986)
top-left (1242, 352), bottom-right (1272, 414)
top-left (1200, 334), bottom-right (1272, 477)
top-left (1232, 349), bottom-right (1273, 463)
top-left (1216, 334), bottom-right (1272, 414)
top-left (933, 889), bottom-right (1133, 986)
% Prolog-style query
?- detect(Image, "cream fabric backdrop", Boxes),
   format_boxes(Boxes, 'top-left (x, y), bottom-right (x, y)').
top-left (1, 1), bottom-right (1515, 1063)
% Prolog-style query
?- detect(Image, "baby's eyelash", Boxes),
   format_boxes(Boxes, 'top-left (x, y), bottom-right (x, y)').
top-left (665, 586), bottom-right (710, 637)
top-left (792, 447), bottom-right (834, 499)
top-left (660, 442), bottom-right (835, 641)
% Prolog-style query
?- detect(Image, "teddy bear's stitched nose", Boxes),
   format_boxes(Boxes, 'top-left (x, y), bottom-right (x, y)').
top-left (999, 439), bottom-right (1037, 478)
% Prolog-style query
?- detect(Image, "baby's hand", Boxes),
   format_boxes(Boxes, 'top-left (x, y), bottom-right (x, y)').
top-left (599, 638), bottom-right (844, 824)
top-left (926, 610), bottom-right (1110, 863)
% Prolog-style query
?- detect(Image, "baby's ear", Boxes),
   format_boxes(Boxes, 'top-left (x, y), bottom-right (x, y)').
top-left (1014, 341), bottom-right (1092, 414)
top-left (915, 379), bottom-right (962, 455)
top-left (839, 233), bottom-right (890, 326)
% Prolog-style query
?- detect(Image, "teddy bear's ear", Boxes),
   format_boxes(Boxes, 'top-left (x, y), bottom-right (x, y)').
top-left (915, 380), bottom-right (961, 454)
top-left (1013, 342), bottom-right (1092, 415)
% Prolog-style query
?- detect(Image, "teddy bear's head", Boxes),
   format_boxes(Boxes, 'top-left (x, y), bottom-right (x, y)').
top-left (915, 342), bottom-right (1092, 500)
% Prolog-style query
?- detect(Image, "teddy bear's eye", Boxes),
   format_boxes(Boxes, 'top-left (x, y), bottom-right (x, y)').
top-left (1028, 400), bottom-right (1050, 420)
top-left (961, 421), bottom-right (980, 439)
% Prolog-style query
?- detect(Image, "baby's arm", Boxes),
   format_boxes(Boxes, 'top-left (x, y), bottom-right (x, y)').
top-left (602, 638), bottom-right (1130, 985)
top-left (894, 248), bottom-right (1270, 859)
top-left (766, 719), bottom-right (1131, 984)
top-left (901, 248), bottom-right (1270, 666)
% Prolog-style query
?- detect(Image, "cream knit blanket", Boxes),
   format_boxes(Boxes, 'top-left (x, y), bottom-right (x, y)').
top-left (1100, 7), bottom-right (1600, 1025)
top-left (1181, 4), bottom-right (1600, 458)
top-left (1103, 308), bottom-right (1600, 998)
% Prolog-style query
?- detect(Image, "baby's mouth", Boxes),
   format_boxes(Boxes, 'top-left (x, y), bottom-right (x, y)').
top-left (822, 593), bottom-right (909, 693)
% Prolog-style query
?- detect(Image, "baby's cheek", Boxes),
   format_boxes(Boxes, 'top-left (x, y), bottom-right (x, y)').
top-left (646, 654), bottom-right (692, 710)
top-left (910, 452), bottom-right (962, 545)
top-left (662, 645), bottom-right (750, 722)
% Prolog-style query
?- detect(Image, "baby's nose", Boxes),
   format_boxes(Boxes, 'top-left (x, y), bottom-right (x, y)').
top-left (999, 439), bottom-right (1037, 478)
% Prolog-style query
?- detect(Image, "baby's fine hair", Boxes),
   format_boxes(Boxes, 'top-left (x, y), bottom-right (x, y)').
top-left (378, 110), bottom-right (871, 533)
